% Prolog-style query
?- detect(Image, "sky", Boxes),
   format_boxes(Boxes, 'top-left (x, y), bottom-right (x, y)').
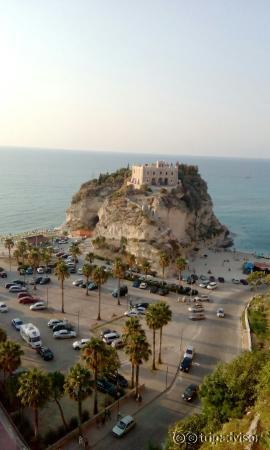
top-left (0, 0), bottom-right (269, 158)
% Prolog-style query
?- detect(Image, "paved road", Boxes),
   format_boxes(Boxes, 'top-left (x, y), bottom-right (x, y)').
top-left (93, 287), bottom-right (251, 450)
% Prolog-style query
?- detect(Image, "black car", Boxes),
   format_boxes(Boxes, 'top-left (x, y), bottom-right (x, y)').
top-left (36, 346), bottom-right (54, 361)
top-left (183, 287), bottom-right (191, 294)
top-left (0, 271), bottom-right (7, 278)
top-left (240, 279), bottom-right (249, 285)
top-left (150, 286), bottom-right (158, 294)
top-left (179, 357), bottom-right (192, 373)
top-left (158, 288), bottom-right (169, 296)
top-left (191, 289), bottom-right (198, 296)
top-left (97, 378), bottom-right (124, 398)
top-left (5, 282), bottom-right (19, 289)
top-left (106, 372), bottom-right (128, 388)
top-left (112, 285), bottom-right (128, 298)
top-left (209, 276), bottom-right (216, 282)
top-left (11, 279), bottom-right (26, 286)
top-left (218, 277), bottom-right (225, 283)
top-left (182, 384), bottom-right (198, 401)
top-left (132, 280), bottom-right (140, 288)
top-left (39, 277), bottom-right (51, 285)
top-left (45, 267), bottom-right (52, 274)
top-left (29, 277), bottom-right (43, 285)
top-left (68, 267), bottom-right (76, 273)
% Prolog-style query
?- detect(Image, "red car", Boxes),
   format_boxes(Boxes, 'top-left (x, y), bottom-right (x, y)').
top-left (17, 292), bottom-right (33, 299)
top-left (19, 297), bottom-right (39, 304)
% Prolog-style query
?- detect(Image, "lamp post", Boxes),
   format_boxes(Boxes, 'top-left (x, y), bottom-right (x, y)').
top-left (46, 286), bottom-right (49, 308)
top-left (77, 310), bottom-right (80, 335)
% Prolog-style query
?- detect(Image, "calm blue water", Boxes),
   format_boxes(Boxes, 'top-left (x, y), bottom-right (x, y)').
top-left (0, 147), bottom-right (269, 255)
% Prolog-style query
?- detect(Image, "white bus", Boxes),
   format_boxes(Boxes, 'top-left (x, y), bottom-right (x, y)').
top-left (20, 323), bottom-right (42, 348)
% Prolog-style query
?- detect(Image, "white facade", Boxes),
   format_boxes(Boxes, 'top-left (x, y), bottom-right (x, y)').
top-left (129, 161), bottom-right (179, 189)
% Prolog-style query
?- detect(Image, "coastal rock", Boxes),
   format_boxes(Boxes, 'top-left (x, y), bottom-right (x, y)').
top-left (65, 165), bottom-right (232, 270)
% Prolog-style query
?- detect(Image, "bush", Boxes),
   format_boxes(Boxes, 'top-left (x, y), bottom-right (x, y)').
top-left (43, 429), bottom-right (59, 446)
top-left (12, 411), bottom-right (34, 443)
top-left (82, 409), bottom-right (90, 422)
top-left (69, 416), bottom-right (78, 431)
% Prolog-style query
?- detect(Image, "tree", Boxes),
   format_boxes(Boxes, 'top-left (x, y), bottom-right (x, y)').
top-left (82, 338), bottom-right (119, 414)
top-left (125, 330), bottom-right (151, 397)
top-left (141, 258), bottom-right (151, 278)
top-left (48, 371), bottom-right (68, 430)
top-left (146, 304), bottom-right (162, 370)
top-left (247, 271), bottom-right (268, 290)
top-left (13, 249), bottom-right (21, 265)
top-left (4, 237), bottom-right (14, 271)
top-left (16, 240), bottom-right (28, 265)
top-left (156, 302), bottom-right (172, 364)
top-left (55, 261), bottom-right (70, 313)
top-left (17, 368), bottom-right (50, 438)
top-left (69, 243), bottom-right (81, 270)
top-left (28, 247), bottom-right (41, 290)
top-left (159, 252), bottom-right (170, 285)
top-left (85, 252), bottom-right (95, 264)
top-left (126, 252), bottom-right (136, 269)
top-left (82, 263), bottom-right (93, 296)
top-left (166, 414), bottom-right (207, 450)
top-left (92, 266), bottom-right (108, 320)
top-left (41, 247), bottom-right (53, 269)
top-left (123, 317), bottom-right (144, 388)
top-left (64, 363), bottom-right (92, 432)
top-left (175, 257), bottom-right (187, 285)
top-left (112, 257), bottom-right (126, 305)
top-left (0, 328), bottom-right (7, 342)
top-left (0, 340), bottom-right (23, 381)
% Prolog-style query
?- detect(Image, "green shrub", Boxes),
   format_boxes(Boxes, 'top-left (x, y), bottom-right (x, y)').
top-left (82, 409), bottom-right (90, 422)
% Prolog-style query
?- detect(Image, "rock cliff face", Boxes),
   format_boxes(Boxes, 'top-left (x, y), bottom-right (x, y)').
top-left (65, 165), bottom-right (232, 268)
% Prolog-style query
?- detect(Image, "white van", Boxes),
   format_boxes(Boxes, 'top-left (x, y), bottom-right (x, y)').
top-left (20, 323), bottom-right (42, 348)
top-left (102, 332), bottom-right (120, 345)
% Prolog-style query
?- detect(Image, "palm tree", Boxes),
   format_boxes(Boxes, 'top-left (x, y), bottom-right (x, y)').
top-left (146, 304), bottom-right (162, 370)
top-left (0, 340), bottom-right (23, 381)
top-left (64, 363), bottom-right (92, 432)
top-left (133, 333), bottom-right (151, 397)
top-left (13, 249), bottom-right (21, 266)
top-left (159, 252), bottom-right (170, 285)
top-left (112, 257), bottom-right (126, 305)
top-left (28, 247), bottom-right (41, 290)
top-left (126, 252), bottom-right (136, 269)
top-left (17, 368), bottom-right (51, 438)
top-left (16, 240), bottom-right (28, 265)
top-left (4, 237), bottom-right (14, 271)
top-left (41, 247), bottom-right (53, 269)
top-left (141, 258), bottom-right (151, 278)
top-left (48, 371), bottom-right (68, 430)
top-left (69, 242), bottom-right (81, 270)
top-left (122, 317), bottom-right (143, 388)
top-left (92, 266), bottom-right (108, 320)
top-left (82, 337), bottom-right (119, 414)
top-left (156, 302), bottom-right (172, 364)
top-left (175, 257), bottom-right (187, 285)
top-left (0, 328), bottom-right (7, 342)
top-left (85, 252), bottom-right (95, 264)
top-left (82, 263), bottom-right (93, 296)
top-left (55, 261), bottom-right (70, 313)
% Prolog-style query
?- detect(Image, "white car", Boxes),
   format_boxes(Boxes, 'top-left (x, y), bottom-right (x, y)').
top-left (111, 338), bottom-right (124, 349)
top-left (53, 329), bottom-right (77, 339)
top-left (139, 282), bottom-right (147, 289)
top-left (207, 282), bottom-right (217, 290)
top-left (9, 285), bottom-right (27, 293)
top-left (30, 302), bottom-right (47, 311)
top-left (134, 306), bottom-right (146, 314)
top-left (72, 279), bottom-right (84, 286)
top-left (232, 278), bottom-right (240, 284)
top-left (0, 302), bottom-right (8, 313)
top-left (77, 268), bottom-right (83, 275)
top-left (48, 319), bottom-right (63, 328)
top-left (217, 308), bottom-right (225, 318)
top-left (124, 310), bottom-right (141, 317)
top-left (199, 282), bottom-right (208, 289)
top-left (188, 304), bottom-right (204, 312)
top-left (184, 345), bottom-right (194, 360)
top-left (37, 267), bottom-right (44, 274)
top-left (11, 318), bottom-right (24, 330)
top-left (112, 415), bottom-right (136, 437)
top-left (72, 338), bottom-right (90, 350)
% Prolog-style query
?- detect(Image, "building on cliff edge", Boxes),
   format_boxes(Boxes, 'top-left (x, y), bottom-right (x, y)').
top-left (128, 160), bottom-right (180, 189)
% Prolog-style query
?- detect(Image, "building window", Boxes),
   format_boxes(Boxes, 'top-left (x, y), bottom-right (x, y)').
top-left (160, 171), bottom-right (162, 175)
top-left (165, 172), bottom-right (168, 175)
top-left (171, 172), bottom-right (173, 175)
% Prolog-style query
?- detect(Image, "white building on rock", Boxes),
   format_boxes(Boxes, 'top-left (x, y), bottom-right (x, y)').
top-left (128, 161), bottom-right (179, 189)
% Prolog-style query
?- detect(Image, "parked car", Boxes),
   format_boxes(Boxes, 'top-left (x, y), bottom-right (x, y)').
top-left (103, 332), bottom-right (120, 345)
top-left (133, 306), bottom-right (146, 314)
top-left (139, 282), bottom-right (148, 289)
top-left (217, 308), bottom-right (225, 318)
top-left (132, 280), bottom-right (140, 288)
top-left (182, 384), bottom-right (198, 401)
top-left (179, 357), bottom-right (192, 372)
top-left (18, 292), bottom-right (33, 299)
top-left (25, 267), bottom-right (33, 275)
top-left (112, 415), bottom-right (136, 437)
top-left (112, 285), bottom-right (128, 298)
top-left (68, 267), bottom-right (76, 274)
top-left (48, 319), bottom-right (64, 328)
top-left (100, 329), bottom-right (116, 338)
top-left (183, 345), bottom-right (194, 360)
top-left (124, 310), bottom-right (141, 317)
top-left (134, 302), bottom-right (149, 309)
top-left (106, 372), bottom-right (128, 388)
top-left (11, 280), bottom-right (26, 286)
top-left (87, 282), bottom-right (98, 290)
top-left (232, 278), bottom-right (240, 284)
top-left (218, 277), bottom-right (225, 283)
top-left (195, 294), bottom-right (210, 302)
top-left (29, 277), bottom-right (43, 285)
top-left (11, 318), bottom-right (23, 330)
top-left (111, 338), bottom-right (125, 349)
top-left (37, 267), bottom-right (44, 274)
top-left (52, 323), bottom-right (73, 333)
top-left (0, 271), bottom-right (7, 278)
top-left (53, 329), bottom-right (77, 339)
top-left (72, 338), bottom-right (91, 350)
top-left (77, 268), bottom-right (83, 275)
top-left (9, 285), bottom-right (27, 293)
top-left (0, 302), bottom-right (8, 313)
top-left (240, 279), bottom-right (249, 285)
top-left (189, 312), bottom-right (205, 320)
top-left (19, 296), bottom-right (38, 304)
top-left (150, 286), bottom-right (158, 294)
top-left (199, 282), bottom-right (208, 289)
top-left (36, 346), bottom-right (54, 361)
top-left (207, 282), bottom-right (217, 290)
top-left (188, 304), bottom-right (204, 313)
top-left (209, 276), bottom-right (216, 282)
top-left (97, 378), bottom-right (123, 398)
top-left (39, 277), bottom-right (51, 285)
top-left (30, 302), bottom-right (47, 311)
top-left (72, 279), bottom-right (84, 287)
top-left (157, 288), bottom-right (168, 296)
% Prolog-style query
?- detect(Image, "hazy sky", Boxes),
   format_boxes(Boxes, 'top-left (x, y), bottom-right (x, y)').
top-left (0, 0), bottom-right (270, 157)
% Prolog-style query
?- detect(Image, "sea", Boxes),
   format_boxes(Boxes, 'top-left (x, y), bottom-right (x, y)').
top-left (0, 147), bottom-right (269, 256)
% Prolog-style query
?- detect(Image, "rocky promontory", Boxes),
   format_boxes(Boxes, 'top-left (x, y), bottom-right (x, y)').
top-left (65, 164), bottom-right (232, 271)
